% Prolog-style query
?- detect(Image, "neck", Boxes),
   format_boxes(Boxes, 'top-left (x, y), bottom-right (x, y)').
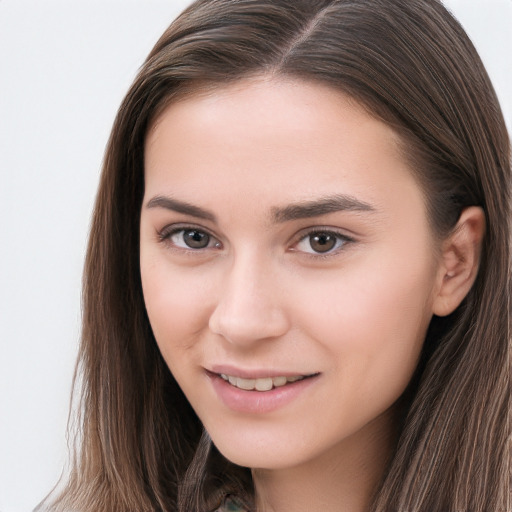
top-left (251, 408), bottom-right (398, 512)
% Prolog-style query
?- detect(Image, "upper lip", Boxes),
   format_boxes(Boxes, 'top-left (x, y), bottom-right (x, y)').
top-left (208, 364), bottom-right (318, 379)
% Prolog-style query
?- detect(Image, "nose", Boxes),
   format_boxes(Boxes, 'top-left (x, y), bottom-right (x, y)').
top-left (208, 253), bottom-right (290, 347)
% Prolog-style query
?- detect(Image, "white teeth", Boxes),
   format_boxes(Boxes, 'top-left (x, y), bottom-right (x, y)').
top-left (220, 373), bottom-right (307, 391)
top-left (236, 377), bottom-right (256, 390)
top-left (273, 376), bottom-right (287, 387)
top-left (255, 378), bottom-right (273, 391)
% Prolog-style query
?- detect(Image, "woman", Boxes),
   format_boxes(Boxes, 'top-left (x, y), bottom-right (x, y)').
top-left (39, 0), bottom-right (510, 511)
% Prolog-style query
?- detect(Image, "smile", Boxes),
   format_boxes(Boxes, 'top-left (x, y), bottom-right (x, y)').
top-left (209, 370), bottom-right (320, 413)
top-left (220, 373), bottom-right (310, 391)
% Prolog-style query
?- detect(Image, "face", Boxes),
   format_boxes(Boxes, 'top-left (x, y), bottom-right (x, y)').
top-left (140, 78), bottom-right (442, 471)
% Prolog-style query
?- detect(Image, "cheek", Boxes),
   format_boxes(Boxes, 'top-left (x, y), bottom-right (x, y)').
top-left (139, 253), bottom-right (214, 362)
top-left (292, 250), bottom-right (436, 394)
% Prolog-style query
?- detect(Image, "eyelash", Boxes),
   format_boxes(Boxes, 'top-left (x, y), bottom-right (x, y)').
top-left (291, 228), bottom-right (354, 258)
top-left (157, 225), bottom-right (354, 258)
top-left (157, 224), bottom-right (221, 252)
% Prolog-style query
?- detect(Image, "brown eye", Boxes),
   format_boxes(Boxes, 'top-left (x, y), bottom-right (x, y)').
top-left (294, 230), bottom-right (350, 255)
top-left (167, 228), bottom-right (217, 249)
top-left (309, 232), bottom-right (337, 253)
top-left (182, 230), bottom-right (210, 248)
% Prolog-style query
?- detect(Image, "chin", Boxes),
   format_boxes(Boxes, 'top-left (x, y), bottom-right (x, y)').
top-left (206, 422), bottom-right (318, 471)
top-left (215, 442), bottom-right (299, 471)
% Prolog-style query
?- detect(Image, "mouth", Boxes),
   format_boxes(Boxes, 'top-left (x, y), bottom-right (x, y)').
top-left (219, 373), bottom-right (317, 392)
top-left (208, 368), bottom-right (320, 413)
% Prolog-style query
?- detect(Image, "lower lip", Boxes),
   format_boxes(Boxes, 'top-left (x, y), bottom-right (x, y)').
top-left (208, 373), bottom-right (319, 414)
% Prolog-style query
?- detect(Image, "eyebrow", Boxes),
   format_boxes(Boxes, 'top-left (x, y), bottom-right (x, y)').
top-left (146, 196), bottom-right (216, 222)
top-left (145, 193), bottom-right (376, 223)
top-left (271, 194), bottom-right (376, 223)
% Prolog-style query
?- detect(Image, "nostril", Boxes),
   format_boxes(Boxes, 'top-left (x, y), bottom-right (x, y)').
top-left (208, 301), bottom-right (290, 345)
top-left (208, 262), bottom-right (290, 344)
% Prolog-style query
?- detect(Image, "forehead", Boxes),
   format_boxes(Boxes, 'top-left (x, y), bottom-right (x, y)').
top-left (145, 76), bottom-right (397, 150)
top-left (143, 77), bottom-right (423, 221)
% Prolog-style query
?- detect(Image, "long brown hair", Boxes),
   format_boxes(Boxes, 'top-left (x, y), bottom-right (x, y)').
top-left (39, 1), bottom-right (510, 511)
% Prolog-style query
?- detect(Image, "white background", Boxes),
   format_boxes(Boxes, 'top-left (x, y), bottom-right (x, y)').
top-left (0, 1), bottom-right (510, 511)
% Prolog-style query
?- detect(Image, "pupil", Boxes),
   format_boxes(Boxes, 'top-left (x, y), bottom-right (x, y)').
top-left (310, 232), bottom-right (336, 253)
top-left (184, 230), bottom-right (209, 248)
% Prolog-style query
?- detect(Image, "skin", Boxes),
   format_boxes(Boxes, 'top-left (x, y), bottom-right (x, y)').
top-left (140, 77), bottom-right (484, 512)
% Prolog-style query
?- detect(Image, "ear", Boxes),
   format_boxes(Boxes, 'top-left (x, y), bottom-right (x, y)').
top-left (432, 206), bottom-right (485, 317)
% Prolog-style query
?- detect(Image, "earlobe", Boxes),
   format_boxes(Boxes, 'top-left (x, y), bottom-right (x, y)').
top-left (432, 206), bottom-right (485, 317)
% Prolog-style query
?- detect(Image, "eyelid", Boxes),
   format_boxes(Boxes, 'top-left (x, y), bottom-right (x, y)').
top-left (157, 223), bottom-right (222, 250)
top-left (289, 226), bottom-right (355, 257)
top-left (155, 223), bottom-right (355, 257)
